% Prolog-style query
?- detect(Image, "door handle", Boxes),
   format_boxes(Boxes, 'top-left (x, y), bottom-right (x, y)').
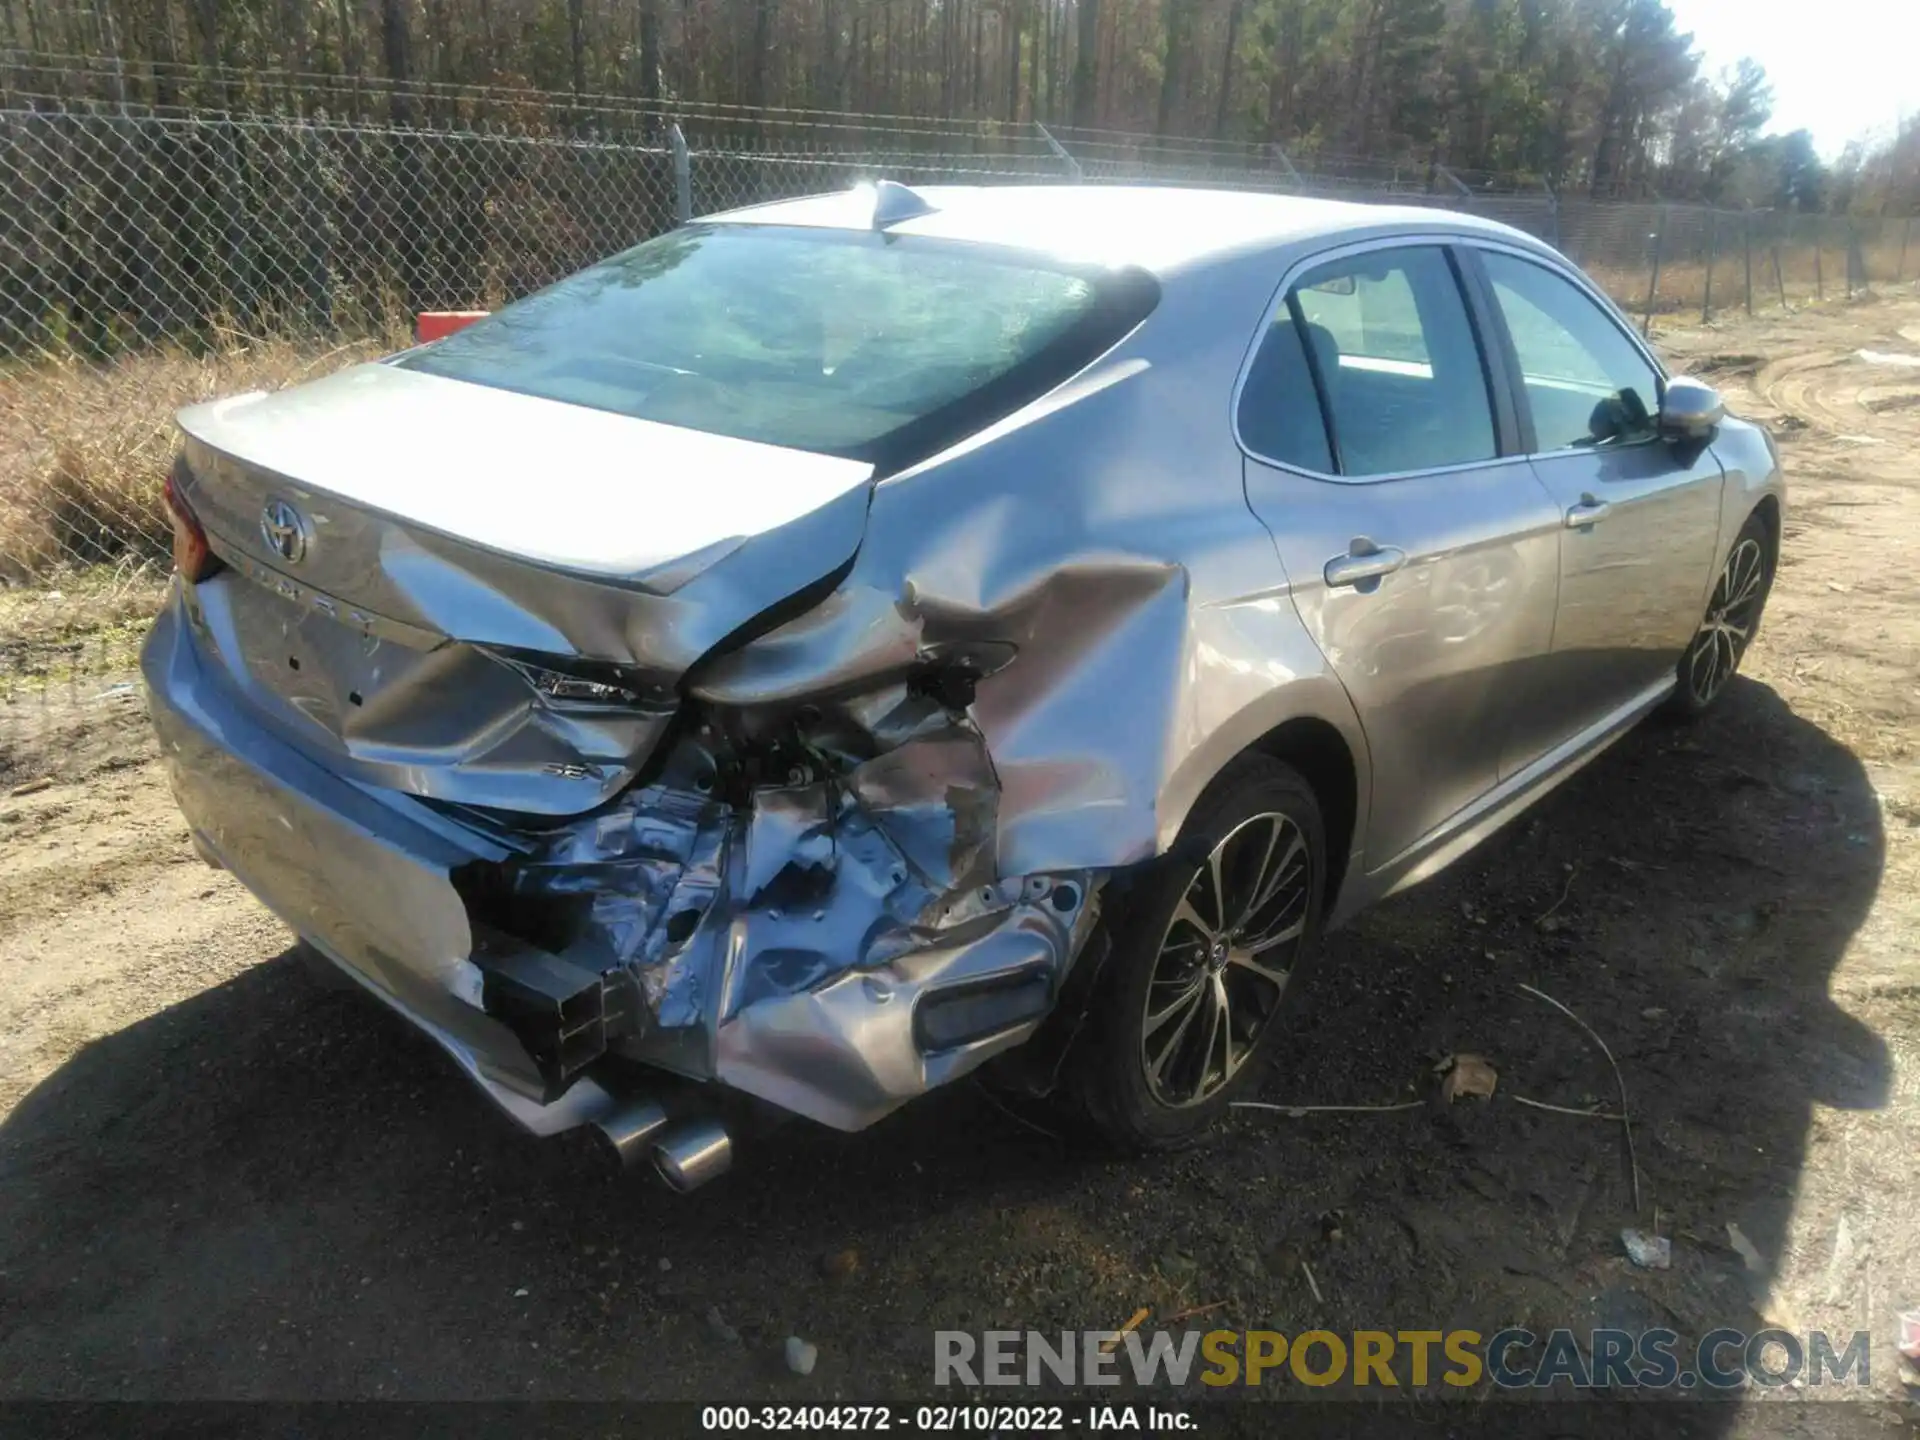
top-left (1324, 539), bottom-right (1407, 590)
top-left (1565, 493), bottom-right (1613, 528)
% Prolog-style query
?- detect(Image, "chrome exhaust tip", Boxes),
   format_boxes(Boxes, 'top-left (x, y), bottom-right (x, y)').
top-left (651, 1117), bottom-right (733, 1192)
top-left (592, 1098), bottom-right (671, 1171)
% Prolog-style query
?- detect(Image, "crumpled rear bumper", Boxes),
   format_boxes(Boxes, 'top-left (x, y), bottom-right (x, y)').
top-left (142, 583), bottom-right (1095, 1135)
top-left (143, 585), bottom-right (624, 1133)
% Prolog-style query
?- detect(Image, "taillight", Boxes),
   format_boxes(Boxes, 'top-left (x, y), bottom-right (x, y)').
top-left (163, 463), bottom-right (222, 584)
top-left (484, 648), bottom-right (676, 712)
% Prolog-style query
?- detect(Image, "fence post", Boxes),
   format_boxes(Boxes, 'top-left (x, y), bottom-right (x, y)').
top-left (1900, 216), bottom-right (1912, 283)
top-left (670, 123), bottom-right (691, 225)
top-left (1034, 121), bottom-right (1083, 181)
top-left (1743, 211), bottom-right (1754, 317)
top-left (1642, 206), bottom-right (1665, 337)
top-left (1772, 233), bottom-right (1788, 309)
top-left (1702, 208), bottom-right (1717, 323)
top-left (210, 114), bottom-right (261, 328)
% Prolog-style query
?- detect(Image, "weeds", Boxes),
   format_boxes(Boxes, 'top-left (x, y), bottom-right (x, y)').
top-left (0, 321), bottom-right (410, 587)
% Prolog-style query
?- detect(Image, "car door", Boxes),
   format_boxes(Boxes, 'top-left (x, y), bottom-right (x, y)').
top-left (1239, 240), bottom-right (1564, 870)
top-left (1464, 246), bottom-right (1724, 775)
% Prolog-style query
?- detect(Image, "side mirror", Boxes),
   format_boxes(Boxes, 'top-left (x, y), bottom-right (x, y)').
top-left (1659, 376), bottom-right (1724, 443)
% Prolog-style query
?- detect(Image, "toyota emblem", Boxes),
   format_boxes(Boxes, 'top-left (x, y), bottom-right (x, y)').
top-left (260, 498), bottom-right (310, 564)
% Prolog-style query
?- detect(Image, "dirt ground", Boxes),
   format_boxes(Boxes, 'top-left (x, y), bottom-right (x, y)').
top-left (0, 293), bottom-right (1917, 1421)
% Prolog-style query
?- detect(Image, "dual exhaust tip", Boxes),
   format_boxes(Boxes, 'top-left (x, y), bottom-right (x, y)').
top-left (593, 1099), bottom-right (732, 1192)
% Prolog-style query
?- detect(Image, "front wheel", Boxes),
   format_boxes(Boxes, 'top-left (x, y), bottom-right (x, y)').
top-left (1064, 754), bottom-right (1326, 1151)
top-left (1668, 510), bottom-right (1774, 718)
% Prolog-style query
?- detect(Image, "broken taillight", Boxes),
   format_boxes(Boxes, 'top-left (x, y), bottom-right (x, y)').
top-left (163, 463), bottom-right (222, 584)
top-left (485, 648), bottom-right (675, 712)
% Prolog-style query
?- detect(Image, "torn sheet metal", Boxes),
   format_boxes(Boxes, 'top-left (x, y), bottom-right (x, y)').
top-left (183, 570), bottom-right (676, 814)
top-left (479, 692), bottom-right (1098, 1129)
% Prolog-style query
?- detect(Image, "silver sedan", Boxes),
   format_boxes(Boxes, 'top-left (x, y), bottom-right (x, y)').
top-left (143, 183), bottom-right (1783, 1185)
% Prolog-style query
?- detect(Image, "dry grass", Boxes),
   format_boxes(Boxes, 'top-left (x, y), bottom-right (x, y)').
top-left (0, 323), bottom-right (408, 588)
top-left (1587, 243), bottom-right (1916, 327)
top-left (0, 569), bottom-right (169, 693)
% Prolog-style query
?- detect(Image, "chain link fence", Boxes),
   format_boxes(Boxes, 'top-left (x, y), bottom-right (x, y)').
top-left (3, 58), bottom-right (1917, 704)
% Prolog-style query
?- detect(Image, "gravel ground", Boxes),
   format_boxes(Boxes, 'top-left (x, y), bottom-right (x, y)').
top-left (1, 296), bottom-right (1917, 1428)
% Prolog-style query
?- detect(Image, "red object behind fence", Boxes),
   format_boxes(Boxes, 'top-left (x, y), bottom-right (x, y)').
top-left (416, 311), bottom-right (490, 342)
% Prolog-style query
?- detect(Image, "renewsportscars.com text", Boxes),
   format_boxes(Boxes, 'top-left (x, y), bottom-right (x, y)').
top-left (934, 1327), bottom-right (1871, 1390)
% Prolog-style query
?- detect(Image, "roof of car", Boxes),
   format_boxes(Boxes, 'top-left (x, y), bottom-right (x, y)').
top-left (705, 184), bottom-right (1545, 276)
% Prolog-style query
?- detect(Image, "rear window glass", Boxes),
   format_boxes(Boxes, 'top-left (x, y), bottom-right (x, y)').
top-left (401, 225), bottom-right (1155, 464)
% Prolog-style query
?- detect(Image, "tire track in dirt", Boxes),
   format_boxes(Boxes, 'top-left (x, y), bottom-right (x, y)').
top-left (0, 694), bottom-right (287, 1114)
top-left (1739, 320), bottom-right (1920, 491)
top-left (1713, 299), bottom-right (1920, 754)
top-left (1751, 348), bottom-right (1852, 432)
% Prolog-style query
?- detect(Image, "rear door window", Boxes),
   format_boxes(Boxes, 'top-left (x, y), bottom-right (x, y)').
top-left (1241, 245), bottom-right (1498, 478)
top-left (401, 225), bottom-right (1156, 466)
top-left (1293, 259), bottom-right (1436, 376)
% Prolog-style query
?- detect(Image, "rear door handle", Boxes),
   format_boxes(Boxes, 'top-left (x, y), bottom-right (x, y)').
top-left (1324, 540), bottom-right (1407, 590)
top-left (1565, 493), bottom-right (1613, 528)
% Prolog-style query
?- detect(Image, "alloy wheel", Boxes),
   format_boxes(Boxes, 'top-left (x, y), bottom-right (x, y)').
top-left (1139, 812), bottom-right (1314, 1108)
top-left (1685, 536), bottom-right (1766, 706)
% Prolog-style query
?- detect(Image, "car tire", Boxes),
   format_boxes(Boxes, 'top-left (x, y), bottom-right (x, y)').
top-left (1063, 753), bottom-right (1327, 1152)
top-left (1666, 509), bottom-right (1774, 720)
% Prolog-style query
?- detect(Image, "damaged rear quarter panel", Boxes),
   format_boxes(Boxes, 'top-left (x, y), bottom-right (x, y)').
top-left (584, 257), bottom-right (1372, 1128)
top-left (692, 256), bottom-right (1370, 879)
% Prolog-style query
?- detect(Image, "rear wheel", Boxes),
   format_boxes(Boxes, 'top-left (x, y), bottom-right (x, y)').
top-left (1065, 754), bottom-right (1326, 1151)
top-left (1668, 510), bottom-right (1773, 718)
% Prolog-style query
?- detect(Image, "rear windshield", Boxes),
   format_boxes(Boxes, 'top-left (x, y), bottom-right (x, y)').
top-left (401, 224), bottom-right (1157, 467)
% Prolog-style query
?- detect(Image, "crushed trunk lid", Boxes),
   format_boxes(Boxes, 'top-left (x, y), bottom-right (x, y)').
top-left (173, 363), bottom-right (874, 815)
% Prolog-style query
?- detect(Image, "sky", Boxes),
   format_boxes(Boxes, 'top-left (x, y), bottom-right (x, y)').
top-left (1664, 0), bottom-right (1920, 159)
